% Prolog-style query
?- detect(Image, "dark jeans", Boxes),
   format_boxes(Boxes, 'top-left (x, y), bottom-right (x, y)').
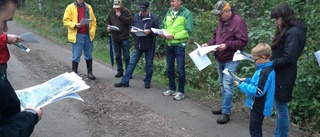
top-left (120, 47), bottom-right (155, 85)
top-left (113, 39), bottom-right (130, 72)
top-left (0, 63), bottom-right (7, 76)
top-left (166, 45), bottom-right (185, 93)
top-left (250, 110), bottom-right (265, 137)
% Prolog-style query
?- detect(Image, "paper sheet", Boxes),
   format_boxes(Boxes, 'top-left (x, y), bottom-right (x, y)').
top-left (222, 68), bottom-right (241, 82)
top-left (109, 25), bottom-right (120, 31)
top-left (232, 50), bottom-right (254, 62)
top-left (19, 32), bottom-right (39, 43)
top-left (315, 50), bottom-right (320, 67)
top-left (151, 28), bottom-right (168, 36)
top-left (79, 18), bottom-right (92, 25)
top-left (189, 48), bottom-right (212, 71)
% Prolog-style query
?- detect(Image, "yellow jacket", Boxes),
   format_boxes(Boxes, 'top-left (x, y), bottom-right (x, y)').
top-left (62, 2), bottom-right (96, 43)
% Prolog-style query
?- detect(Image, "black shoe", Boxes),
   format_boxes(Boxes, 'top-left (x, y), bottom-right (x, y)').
top-left (130, 76), bottom-right (133, 79)
top-left (115, 72), bottom-right (123, 78)
top-left (216, 114), bottom-right (230, 124)
top-left (145, 83), bottom-right (151, 89)
top-left (114, 83), bottom-right (129, 87)
top-left (212, 108), bottom-right (222, 115)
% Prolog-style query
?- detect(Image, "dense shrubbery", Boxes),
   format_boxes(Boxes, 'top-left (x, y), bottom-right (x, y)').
top-left (16, 0), bottom-right (320, 134)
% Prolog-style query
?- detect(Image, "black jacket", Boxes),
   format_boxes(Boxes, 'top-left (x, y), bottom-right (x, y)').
top-left (107, 7), bottom-right (132, 42)
top-left (132, 12), bottom-right (159, 51)
top-left (271, 20), bottom-right (307, 102)
top-left (0, 74), bottom-right (38, 137)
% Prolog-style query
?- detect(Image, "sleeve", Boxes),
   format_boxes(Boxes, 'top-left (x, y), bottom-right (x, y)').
top-left (0, 33), bottom-right (7, 46)
top-left (226, 19), bottom-right (248, 50)
top-left (106, 10), bottom-right (112, 26)
top-left (237, 71), bottom-right (266, 97)
top-left (119, 9), bottom-right (132, 26)
top-left (273, 32), bottom-right (301, 69)
top-left (0, 110), bottom-right (38, 137)
top-left (62, 5), bottom-right (76, 29)
top-left (89, 5), bottom-right (97, 39)
top-left (173, 12), bottom-right (194, 40)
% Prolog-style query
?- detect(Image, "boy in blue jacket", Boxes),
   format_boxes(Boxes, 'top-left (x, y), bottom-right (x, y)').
top-left (234, 43), bottom-right (275, 137)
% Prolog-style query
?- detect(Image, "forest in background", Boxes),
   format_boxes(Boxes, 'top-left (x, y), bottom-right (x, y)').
top-left (14, 0), bottom-right (320, 135)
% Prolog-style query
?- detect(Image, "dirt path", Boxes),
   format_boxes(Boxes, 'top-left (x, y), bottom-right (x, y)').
top-left (6, 21), bottom-right (310, 137)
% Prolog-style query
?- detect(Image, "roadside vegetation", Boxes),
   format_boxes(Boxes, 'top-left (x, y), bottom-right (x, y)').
top-left (14, 0), bottom-right (319, 135)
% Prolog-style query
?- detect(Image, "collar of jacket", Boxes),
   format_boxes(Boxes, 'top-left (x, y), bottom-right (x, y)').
top-left (139, 12), bottom-right (151, 21)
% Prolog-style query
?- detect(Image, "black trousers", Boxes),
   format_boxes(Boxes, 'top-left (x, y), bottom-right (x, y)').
top-left (0, 63), bottom-right (7, 76)
top-left (249, 110), bottom-right (265, 137)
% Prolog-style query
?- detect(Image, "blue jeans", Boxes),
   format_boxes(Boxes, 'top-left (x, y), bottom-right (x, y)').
top-left (274, 98), bottom-right (289, 137)
top-left (113, 39), bottom-right (130, 72)
top-left (71, 34), bottom-right (93, 62)
top-left (120, 47), bottom-right (155, 85)
top-left (217, 61), bottom-right (240, 114)
top-left (250, 110), bottom-right (264, 137)
top-left (166, 46), bottom-right (185, 93)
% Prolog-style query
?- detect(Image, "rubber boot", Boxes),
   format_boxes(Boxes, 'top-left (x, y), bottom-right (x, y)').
top-left (86, 60), bottom-right (96, 80)
top-left (72, 61), bottom-right (78, 74)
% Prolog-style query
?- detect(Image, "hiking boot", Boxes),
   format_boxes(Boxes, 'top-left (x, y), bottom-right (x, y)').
top-left (162, 90), bottom-right (176, 96)
top-left (212, 108), bottom-right (222, 115)
top-left (216, 114), bottom-right (230, 124)
top-left (114, 83), bottom-right (129, 87)
top-left (115, 71), bottom-right (123, 78)
top-left (173, 92), bottom-right (185, 101)
top-left (145, 83), bottom-right (151, 89)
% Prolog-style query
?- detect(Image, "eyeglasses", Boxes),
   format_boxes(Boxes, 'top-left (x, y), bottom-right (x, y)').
top-left (254, 57), bottom-right (261, 62)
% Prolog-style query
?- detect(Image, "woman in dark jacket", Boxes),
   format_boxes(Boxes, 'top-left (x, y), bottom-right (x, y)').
top-left (270, 3), bottom-right (307, 137)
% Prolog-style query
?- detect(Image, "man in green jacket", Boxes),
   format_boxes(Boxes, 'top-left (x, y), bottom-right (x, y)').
top-left (161, 0), bottom-right (193, 101)
top-left (62, 0), bottom-right (97, 80)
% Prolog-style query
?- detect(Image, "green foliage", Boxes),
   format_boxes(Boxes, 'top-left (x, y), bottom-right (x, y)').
top-left (15, 0), bottom-right (320, 134)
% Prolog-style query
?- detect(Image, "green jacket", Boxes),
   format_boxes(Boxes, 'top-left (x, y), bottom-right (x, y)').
top-left (162, 6), bottom-right (193, 47)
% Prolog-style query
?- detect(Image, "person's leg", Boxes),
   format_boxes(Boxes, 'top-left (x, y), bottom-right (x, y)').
top-left (274, 98), bottom-right (289, 137)
top-left (113, 41), bottom-right (123, 77)
top-left (144, 48), bottom-right (155, 86)
top-left (121, 39), bottom-right (130, 71)
top-left (120, 48), bottom-right (142, 85)
top-left (175, 46), bottom-right (186, 94)
top-left (83, 34), bottom-right (95, 80)
top-left (71, 34), bottom-right (84, 73)
top-left (166, 45), bottom-right (176, 91)
top-left (221, 61), bottom-right (240, 115)
top-left (250, 110), bottom-right (264, 137)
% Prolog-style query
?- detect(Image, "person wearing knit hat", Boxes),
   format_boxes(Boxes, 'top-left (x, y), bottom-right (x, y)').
top-left (202, 0), bottom-right (249, 124)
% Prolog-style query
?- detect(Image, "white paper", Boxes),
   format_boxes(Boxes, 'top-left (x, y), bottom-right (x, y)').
top-left (15, 72), bottom-right (89, 110)
top-left (19, 32), bottom-right (39, 43)
top-left (232, 50), bottom-right (254, 62)
top-left (109, 25), bottom-right (120, 31)
top-left (79, 18), bottom-right (92, 25)
top-left (131, 26), bottom-right (146, 36)
top-left (151, 28), bottom-right (168, 36)
top-left (189, 48), bottom-right (212, 71)
top-left (315, 50), bottom-right (320, 67)
top-left (222, 68), bottom-right (241, 82)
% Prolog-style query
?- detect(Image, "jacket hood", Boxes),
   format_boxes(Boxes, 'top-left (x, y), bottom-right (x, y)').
top-left (292, 19), bottom-right (307, 33)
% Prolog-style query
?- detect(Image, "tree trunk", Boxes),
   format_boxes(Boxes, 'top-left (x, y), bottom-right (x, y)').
top-left (38, 0), bottom-right (43, 12)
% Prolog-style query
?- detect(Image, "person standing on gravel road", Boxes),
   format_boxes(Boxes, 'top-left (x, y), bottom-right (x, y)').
top-left (63, 0), bottom-right (97, 80)
top-left (0, 0), bottom-right (43, 136)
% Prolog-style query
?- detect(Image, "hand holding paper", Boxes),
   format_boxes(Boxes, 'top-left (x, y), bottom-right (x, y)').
top-left (194, 42), bottom-right (219, 56)
top-left (108, 25), bottom-right (120, 31)
top-left (222, 68), bottom-right (242, 82)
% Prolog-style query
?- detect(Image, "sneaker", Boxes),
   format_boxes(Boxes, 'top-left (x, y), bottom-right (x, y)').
top-left (216, 114), bottom-right (230, 124)
top-left (173, 92), bottom-right (185, 101)
top-left (212, 108), bottom-right (222, 115)
top-left (162, 90), bottom-right (176, 96)
top-left (114, 83), bottom-right (129, 87)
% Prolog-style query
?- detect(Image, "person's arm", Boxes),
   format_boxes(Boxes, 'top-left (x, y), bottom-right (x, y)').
top-left (118, 8), bottom-right (132, 26)
top-left (0, 109), bottom-right (41, 137)
top-left (225, 18), bottom-right (248, 50)
top-left (273, 32), bottom-right (301, 69)
top-left (88, 5), bottom-right (97, 40)
top-left (172, 11), bottom-right (194, 40)
top-left (62, 5), bottom-right (77, 29)
top-left (0, 33), bottom-right (7, 46)
top-left (238, 70), bottom-right (271, 97)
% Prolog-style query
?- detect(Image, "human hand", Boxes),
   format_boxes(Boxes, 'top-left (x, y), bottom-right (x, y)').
top-left (75, 23), bottom-right (82, 29)
top-left (116, 11), bottom-right (121, 17)
top-left (6, 34), bottom-right (20, 44)
top-left (165, 34), bottom-right (174, 40)
top-left (216, 44), bottom-right (227, 51)
top-left (144, 29), bottom-right (151, 35)
top-left (34, 108), bottom-right (42, 121)
top-left (202, 43), bottom-right (208, 47)
top-left (107, 25), bottom-right (111, 32)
